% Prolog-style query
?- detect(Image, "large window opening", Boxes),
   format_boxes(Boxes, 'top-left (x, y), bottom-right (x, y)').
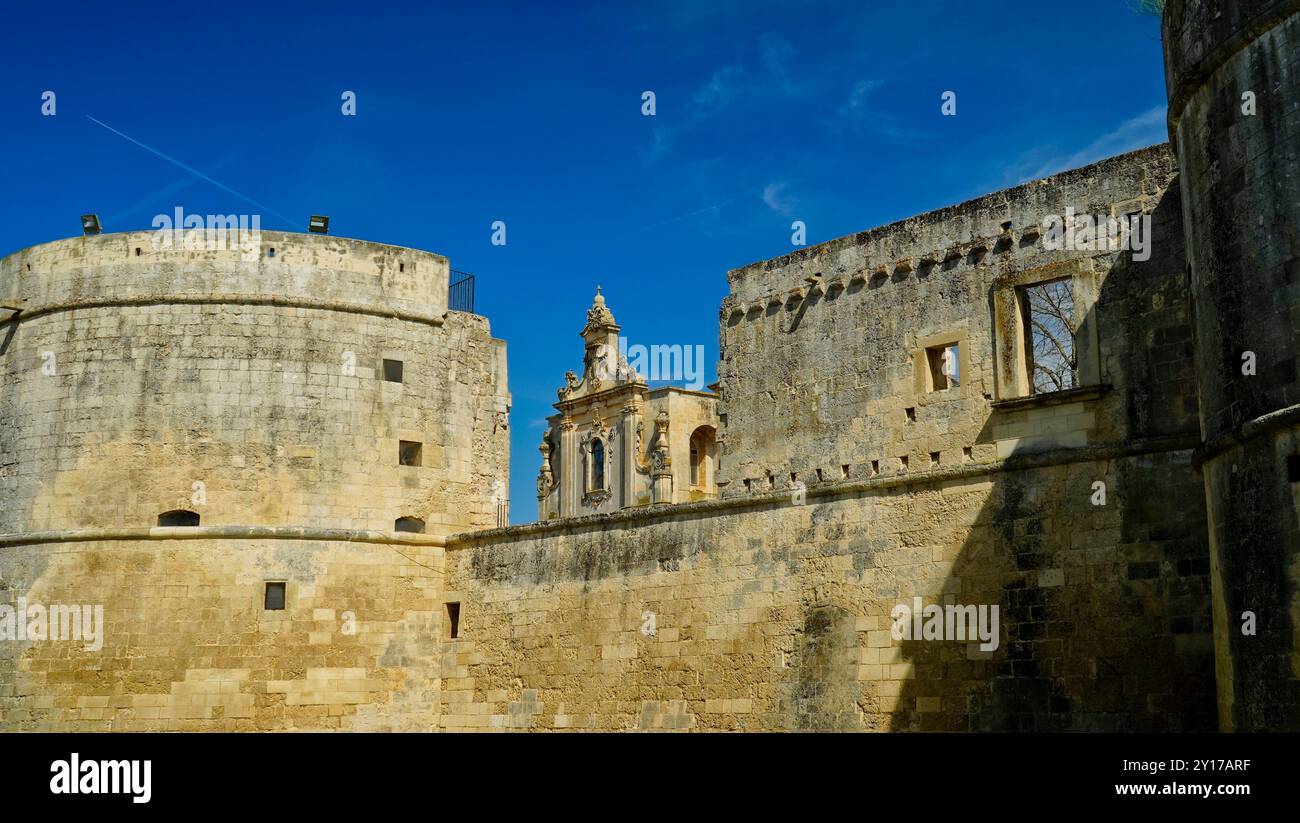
top-left (1021, 278), bottom-right (1077, 394)
top-left (688, 426), bottom-right (716, 490)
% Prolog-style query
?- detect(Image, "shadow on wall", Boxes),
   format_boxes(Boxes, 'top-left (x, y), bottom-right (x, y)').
top-left (881, 184), bottom-right (1218, 731)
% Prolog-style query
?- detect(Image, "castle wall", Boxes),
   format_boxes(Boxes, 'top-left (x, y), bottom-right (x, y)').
top-left (425, 146), bottom-right (1219, 732)
top-left (442, 446), bottom-right (1214, 731)
top-left (0, 231), bottom-right (509, 537)
top-left (1164, 0), bottom-right (1300, 730)
top-left (0, 231), bottom-right (507, 730)
top-left (715, 146), bottom-right (1195, 494)
top-left (0, 530), bottom-right (445, 731)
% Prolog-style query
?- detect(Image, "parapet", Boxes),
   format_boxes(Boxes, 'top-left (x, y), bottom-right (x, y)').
top-left (0, 230), bottom-right (451, 322)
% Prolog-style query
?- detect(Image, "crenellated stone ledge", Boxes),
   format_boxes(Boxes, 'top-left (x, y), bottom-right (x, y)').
top-left (449, 431), bottom-right (1201, 547)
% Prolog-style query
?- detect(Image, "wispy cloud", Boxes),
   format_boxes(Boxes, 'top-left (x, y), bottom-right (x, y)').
top-left (646, 33), bottom-right (807, 165)
top-left (758, 34), bottom-right (798, 95)
top-left (838, 78), bottom-right (885, 120)
top-left (692, 65), bottom-right (748, 109)
top-left (1012, 106), bottom-right (1168, 182)
top-left (762, 182), bottom-right (796, 216)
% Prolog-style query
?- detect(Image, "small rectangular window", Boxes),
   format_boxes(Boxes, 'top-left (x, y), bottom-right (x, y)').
top-left (446, 602), bottom-right (460, 639)
top-left (383, 359), bottom-right (404, 383)
top-left (399, 440), bottom-right (422, 466)
top-left (264, 582), bottom-right (286, 610)
top-left (925, 343), bottom-right (960, 391)
top-left (1288, 455), bottom-right (1300, 483)
top-left (1021, 279), bottom-right (1077, 394)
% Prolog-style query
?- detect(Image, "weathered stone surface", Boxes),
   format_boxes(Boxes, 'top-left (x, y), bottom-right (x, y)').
top-left (1165, 0), bottom-right (1300, 731)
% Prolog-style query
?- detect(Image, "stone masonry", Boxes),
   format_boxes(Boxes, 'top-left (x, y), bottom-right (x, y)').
top-left (0, 0), bottom-right (1296, 731)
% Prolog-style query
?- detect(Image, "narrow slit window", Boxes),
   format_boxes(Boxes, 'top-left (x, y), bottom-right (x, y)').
top-left (588, 438), bottom-right (606, 491)
top-left (446, 602), bottom-right (460, 639)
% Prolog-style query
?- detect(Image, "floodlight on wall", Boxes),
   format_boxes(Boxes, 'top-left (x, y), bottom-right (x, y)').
top-left (308, 215), bottom-right (330, 234)
top-left (81, 214), bottom-right (101, 235)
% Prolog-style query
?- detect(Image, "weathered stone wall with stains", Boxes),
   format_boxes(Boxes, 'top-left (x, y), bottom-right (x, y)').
top-left (714, 146), bottom-right (1194, 495)
top-left (0, 231), bottom-right (509, 537)
top-left (0, 231), bottom-right (506, 730)
top-left (1165, 0), bottom-right (1300, 730)
top-left (442, 444), bottom-right (1214, 731)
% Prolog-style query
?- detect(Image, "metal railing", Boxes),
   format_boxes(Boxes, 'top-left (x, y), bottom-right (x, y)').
top-left (449, 270), bottom-right (475, 313)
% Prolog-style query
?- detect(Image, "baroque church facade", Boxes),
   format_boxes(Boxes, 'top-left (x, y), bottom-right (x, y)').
top-left (536, 289), bottom-right (719, 519)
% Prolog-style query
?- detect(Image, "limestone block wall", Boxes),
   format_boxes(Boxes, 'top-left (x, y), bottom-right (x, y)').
top-left (714, 146), bottom-right (1195, 500)
top-left (0, 531), bottom-right (446, 731)
top-left (1164, 0), bottom-right (1300, 730)
top-left (0, 231), bottom-right (509, 537)
top-left (0, 230), bottom-right (507, 731)
top-left (443, 443), bottom-right (1216, 732)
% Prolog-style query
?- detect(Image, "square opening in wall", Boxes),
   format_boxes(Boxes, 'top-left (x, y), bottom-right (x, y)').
top-left (399, 440), bottom-right (422, 466)
top-left (383, 359), bottom-right (404, 383)
top-left (926, 343), bottom-right (960, 391)
top-left (447, 602), bottom-right (461, 639)
top-left (264, 582), bottom-right (286, 610)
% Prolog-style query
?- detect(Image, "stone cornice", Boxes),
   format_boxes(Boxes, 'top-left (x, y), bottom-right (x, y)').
top-left (0, 525), bottom-right (448, 548)
top-left (0, 294), bottom-right (445, 328)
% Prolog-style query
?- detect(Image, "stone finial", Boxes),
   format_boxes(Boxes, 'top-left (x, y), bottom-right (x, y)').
top-left (583, 285), bottom-right (617, 334)
top-left (536, 436), bottom-right (555, 500)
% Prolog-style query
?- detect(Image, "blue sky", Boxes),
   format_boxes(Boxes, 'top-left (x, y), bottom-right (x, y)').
top-left (0, 0), bottom-right (1168, 522)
